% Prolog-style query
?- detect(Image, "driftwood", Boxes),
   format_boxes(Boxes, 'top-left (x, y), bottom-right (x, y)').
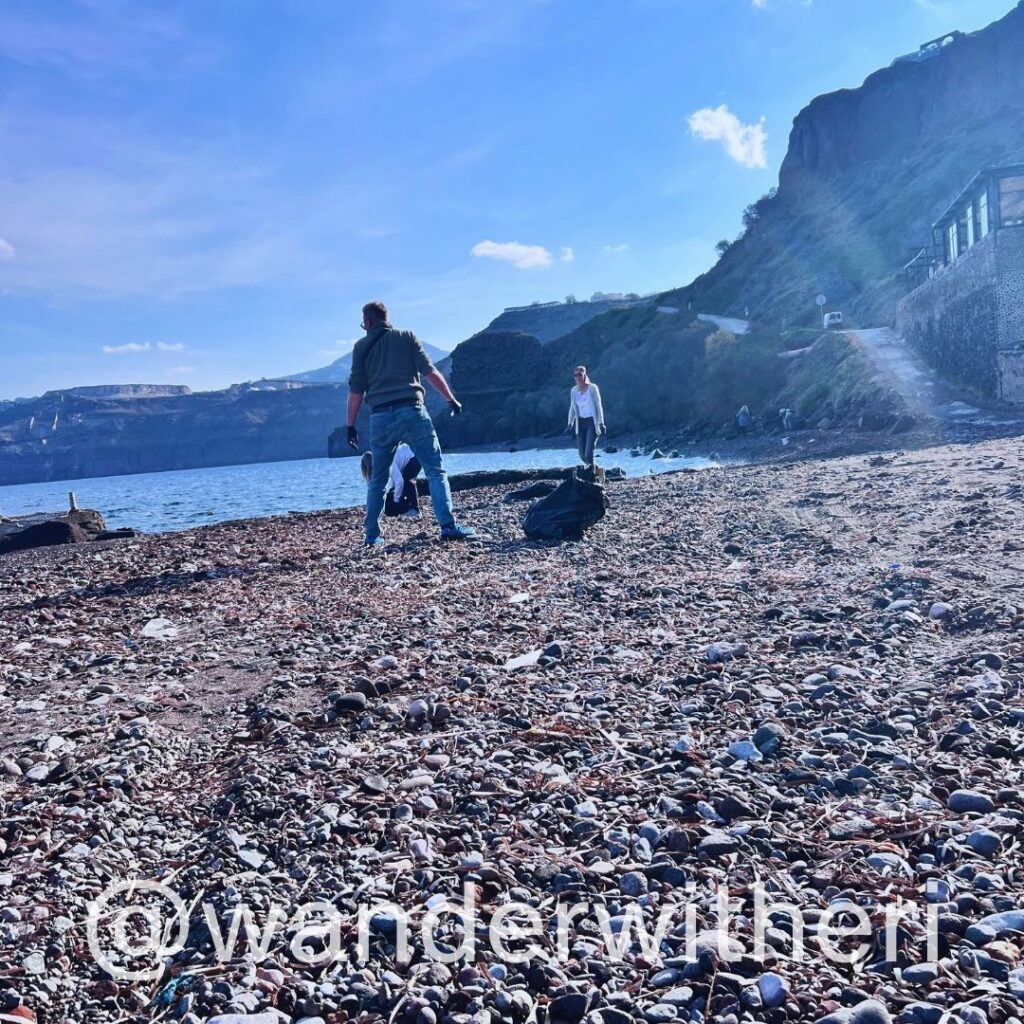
top-left (0, 495), bottom-right (135, 555)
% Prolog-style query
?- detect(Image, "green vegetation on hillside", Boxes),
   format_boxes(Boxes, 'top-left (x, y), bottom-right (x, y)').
top-left (434, 307), bottom-right (894, 446)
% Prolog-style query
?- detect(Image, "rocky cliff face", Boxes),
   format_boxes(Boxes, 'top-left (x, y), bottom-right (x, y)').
top-left (0, 384), bottom-right (348, 485)
top-left (482, 298), bottom-right (649, 343)
top-left (665, 2), bottom-right (1024, 328)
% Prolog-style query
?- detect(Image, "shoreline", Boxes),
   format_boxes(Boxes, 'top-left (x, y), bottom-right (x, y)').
top-left (2, 414), bottom-right (1020, 549)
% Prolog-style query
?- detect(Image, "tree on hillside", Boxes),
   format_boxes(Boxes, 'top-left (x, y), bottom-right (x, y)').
top-left (715, 240), bottom-right (732, 258)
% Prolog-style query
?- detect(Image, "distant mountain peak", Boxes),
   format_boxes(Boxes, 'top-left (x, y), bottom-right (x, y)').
top-left (286, 340), bottom-right (450, 383)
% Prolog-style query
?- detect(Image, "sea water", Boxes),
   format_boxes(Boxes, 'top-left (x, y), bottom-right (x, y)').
top-left (0, 447), bottom-right (717, 535)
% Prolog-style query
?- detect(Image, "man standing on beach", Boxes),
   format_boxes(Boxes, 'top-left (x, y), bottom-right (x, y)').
top-left (346, 301), bottom-right (476, 547)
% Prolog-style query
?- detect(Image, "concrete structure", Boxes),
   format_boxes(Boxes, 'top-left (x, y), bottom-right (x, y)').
top-left (896, 166), bottom-right (1024, 403)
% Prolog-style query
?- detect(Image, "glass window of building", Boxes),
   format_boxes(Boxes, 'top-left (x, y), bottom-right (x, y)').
top-left (964, 203), bottom-right (975, 248)
top-left (956, 208), bottom-right (970, 253)
top-left (947, 221), bottom-right (958, 262)
top-left (999, 174), bottom-right (1024, 225)
top-left (979, 189), bottom-right (990, 237)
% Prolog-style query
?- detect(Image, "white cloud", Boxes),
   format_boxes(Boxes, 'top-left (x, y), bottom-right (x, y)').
top-left (156, 341), bottom-right (185, 351)
top-left (170, 365), bottom-right (194, 375)
top-left (471, 240), bottom-right (553, 270)
top-left (315, 337), bottom-right (358, 359)
top-left (102, 341), bottom-right (151, 354)
top-left (603, 243), bottom-right (630, 254)
top-left (752, 0), bottom-right (768, 7)
top-left (688, 105), bottom-right (767, 169)
top-left (559, 246), bottom-right (575, 263)
top-left (0, 238), bottom-right (14, 260)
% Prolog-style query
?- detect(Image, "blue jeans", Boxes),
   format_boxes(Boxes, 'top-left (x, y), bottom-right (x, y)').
top-left (365, 404), bottom-right (455, 541)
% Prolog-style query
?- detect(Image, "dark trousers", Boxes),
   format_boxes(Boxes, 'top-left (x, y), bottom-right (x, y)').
top-left (384, 457), bottom-right (422, 516)
top-left (577, 417), bottom-right (597, 466)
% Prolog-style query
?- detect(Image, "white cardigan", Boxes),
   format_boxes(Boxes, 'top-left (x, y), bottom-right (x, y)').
top-left (567, 383), bottom-right (605, 432)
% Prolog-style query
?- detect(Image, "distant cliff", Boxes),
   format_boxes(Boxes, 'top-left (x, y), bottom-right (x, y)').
top-left (663, 2), bottom-right (1024, 328)
top-left (482, 297), bottom-right (650, 343)
top-left (0, 383), bottom-right (347, 485)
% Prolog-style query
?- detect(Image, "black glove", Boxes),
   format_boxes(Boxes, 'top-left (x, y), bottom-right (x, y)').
top-left (448, 398), bottom-right (463, 416)
top-left (566, 425), bottom-right (575, 435)
top-left (599, 425), bottom-right (607, 436)
top-left (347, 425), bottom-right (359, 449)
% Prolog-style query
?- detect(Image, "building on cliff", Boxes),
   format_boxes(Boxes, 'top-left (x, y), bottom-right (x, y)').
top-left (896, 165), bottom-right (1024, 404)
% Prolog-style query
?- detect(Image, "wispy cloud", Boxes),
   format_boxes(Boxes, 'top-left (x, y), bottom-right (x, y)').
top-left (0, 238), bottom-right (14, 260)
top-left (156, 341), bottom-right (185, 352)
top-left (688, 105), bottom-right (767, 169)
top-left (315, 338), bottom-right (359, 359)
top-left (471, 240), bottom-right (554, 270)
top-left (603, 243), bottom-right (630, 254)
top-left (102, 341), bottom-right (151, 354)
top-left (559, 247), bottom-right (575, 263)
top-left (170, 365), bottom-right (194, 375)
top-left (0, 2), bottom-right (210, 79)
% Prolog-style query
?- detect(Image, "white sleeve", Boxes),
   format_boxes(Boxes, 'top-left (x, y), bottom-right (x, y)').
top-left (391, 457), bottom-right (404, 503)
top-left (592, 384), bottom-right (604, 428)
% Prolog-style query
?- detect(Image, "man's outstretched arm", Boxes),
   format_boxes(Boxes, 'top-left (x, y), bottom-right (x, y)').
top-left (346, 392), bottom-right (363, 448)
top-left (425, 369), bottom-right (455, 402)
top-left (347, 391), bottom-right (363, 425)
top-left (425, 370), bottom-right (462, 414)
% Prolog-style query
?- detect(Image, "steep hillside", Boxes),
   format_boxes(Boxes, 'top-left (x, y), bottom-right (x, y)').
top-left (662, 3), bottom-right (1024, 328)
top-left (432, 306), bottom-right (793, 447)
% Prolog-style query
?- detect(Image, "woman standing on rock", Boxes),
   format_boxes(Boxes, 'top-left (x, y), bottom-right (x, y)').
top-left (567, 365), bottom-right (605, 470)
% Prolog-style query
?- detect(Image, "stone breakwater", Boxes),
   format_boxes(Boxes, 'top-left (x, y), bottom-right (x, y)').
top-left (2, 438), bottom-right (1024, 1024)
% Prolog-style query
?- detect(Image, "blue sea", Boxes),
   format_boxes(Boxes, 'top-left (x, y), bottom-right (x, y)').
top-left (0, 446), bottom-right (717, 535)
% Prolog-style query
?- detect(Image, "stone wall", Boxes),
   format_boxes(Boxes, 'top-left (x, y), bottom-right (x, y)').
top-left (995, 226), bottom-right (1024, 351)
top-left (996, 350), bottom-right (1024, 404)
top-left (896, 233), bottom-right (1000, 396)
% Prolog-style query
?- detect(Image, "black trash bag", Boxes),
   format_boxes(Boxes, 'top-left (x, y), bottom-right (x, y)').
top-left (522, 472), bottom-right (609, 541)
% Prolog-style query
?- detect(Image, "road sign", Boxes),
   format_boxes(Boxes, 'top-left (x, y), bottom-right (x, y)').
top-left (815, 294), bottom-right (827, 307)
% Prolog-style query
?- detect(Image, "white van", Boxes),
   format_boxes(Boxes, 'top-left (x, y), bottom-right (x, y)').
top-left (823, 311), bottom-right (843, 330)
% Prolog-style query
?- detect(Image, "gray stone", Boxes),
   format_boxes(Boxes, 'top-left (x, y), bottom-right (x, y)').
top-left (966, 909), bottom-right (1024, 945)
top-left (965, 828), bottom-right (1001, 857)
top-left (947, 790), bottom-right (995, 813)
top-left (334, 691), bottom-right (368, 712)
top-left (816, 1001), bottom-right (893, 1024)
top-left (756, 972), bottom-right (788, 1009)
top-left (619, 870), bottom-right (648, 897)
top-left (698, 830), bottom-right (740, 857)
top-left (658, 987), bottom-right (693, 1008)
top-left (900, 1003), bottom-right (943, 1024)
top-left (727, 740), bottom-right (762, 763)
top-left (206, 1015), bottom-right (281, 1024)
top-left (901, 962), bottom-right (940, 985)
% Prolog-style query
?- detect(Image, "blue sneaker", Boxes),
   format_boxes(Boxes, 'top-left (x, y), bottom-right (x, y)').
top-left (440, 523), bottom-right (476, 541)
top-left (364, 537), bottom-right (385, 548)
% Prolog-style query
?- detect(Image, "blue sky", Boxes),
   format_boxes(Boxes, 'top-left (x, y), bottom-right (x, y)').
top-left (0, 0), bottom-right (1014, 399)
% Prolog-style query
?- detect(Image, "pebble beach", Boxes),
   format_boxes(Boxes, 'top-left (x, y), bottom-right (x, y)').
top-left (2, 436), bottom-right (1024, 1024)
